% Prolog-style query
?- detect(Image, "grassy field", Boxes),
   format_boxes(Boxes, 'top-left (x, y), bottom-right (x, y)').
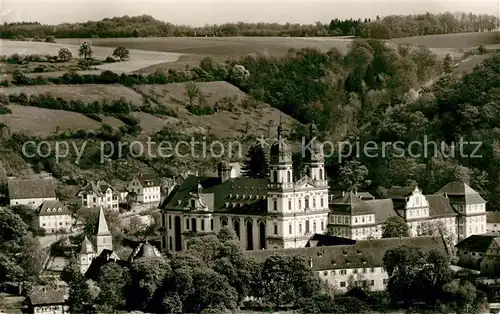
top-left (0, 39), bottom-right (182, 73)
top-left (1, 84), bottom-right (145, 105)
top-left (0, 105), bottom-right (102, 137)
top-left (389, 31), bottom-right (500, 49)
top-left (134, 81), bottom-right (298, 138)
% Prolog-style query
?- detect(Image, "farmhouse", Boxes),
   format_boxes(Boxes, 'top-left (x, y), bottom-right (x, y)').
top-left (247, 236), bottom-right (447, 292)
top-left (127, 173), bottom-right (162, 204)
top-left (160, 121), bottom-right (488, 252)
top-left (77, 180), bottom-right (119, 210)
top-left (7, 175), bottom-right (57, 208)
top-left (26, 285), bottom-right (68, 314)
top-left (487, 211), bottom-right (500, 234)
top-left (37, 200), bottom-right (74, 234)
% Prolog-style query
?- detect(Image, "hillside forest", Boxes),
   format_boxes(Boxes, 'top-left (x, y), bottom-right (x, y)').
top-left (1, 12), bottom-right (499, 39)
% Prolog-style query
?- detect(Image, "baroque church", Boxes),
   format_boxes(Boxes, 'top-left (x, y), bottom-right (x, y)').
top-left (161, 121), bottom-right (330, 252)
top-left (160, 121), bottom-right (488, 252)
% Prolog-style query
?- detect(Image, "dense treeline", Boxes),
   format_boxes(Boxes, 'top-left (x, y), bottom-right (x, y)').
top-left (1, 12), bottom-right (498, 39)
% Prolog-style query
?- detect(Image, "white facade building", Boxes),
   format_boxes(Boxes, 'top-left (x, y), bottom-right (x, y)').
top-left (37, 201), bottom-right (73, 234)
top-left (77, 180), bottom-right (119, 210)
top-left (487, 212), bottom-right (500, 234)
top-left (161, 122), bottom-right (329, 252)
top-left (8, 176), bottom-right (57, 209)
top-left (247, 236), bottom-right (447, 293)
top-left (127, 174), bottom-right (162, 204)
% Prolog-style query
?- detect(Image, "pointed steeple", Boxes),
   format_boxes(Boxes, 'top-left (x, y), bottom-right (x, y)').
top-left (80, 235), bottom-right (95, 254)
top-left (97, 206), bottom-right (111, 236)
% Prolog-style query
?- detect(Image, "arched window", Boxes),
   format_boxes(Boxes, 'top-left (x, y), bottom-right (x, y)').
top-left (298, 200), bottom-right (302, 209)
top-left (299, 223), bottom-right (302, 233)
top-left (221, 218), bottom-right (228, 227)
top-left (305, 220), bottom-right (310, 233)
top-left (288, 200), bottom-right (292, 210)
top-left (320, 198), bottom-right (324, 207)
top-left (313, 198), bottom-right (316, 208)
top-left (320, 169), bottom-right (323, 180)
top-left (273, 171), bottom-right (278, 183)
top-left (321, 221), bottom-right (324, 231)
top-left (274, 223), bottom-right (278, 235)
top-left (305, 197), bottom-right (309, 210)
top-left (287, 171), bottom-right (291, 182)
top-left (273, 200), bottom-right (278, 211)
top-left (289, 223), bottom-right (292, 234)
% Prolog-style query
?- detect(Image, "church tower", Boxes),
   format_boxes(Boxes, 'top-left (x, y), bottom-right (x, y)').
top-left (79, 235), bottom-right (96, 274)
top-left (268, 117), bottom-right (293, 192)
top-left (96, 206), bottom-right (113, 255)
top-left (303, 122), bottom-right (327, 187)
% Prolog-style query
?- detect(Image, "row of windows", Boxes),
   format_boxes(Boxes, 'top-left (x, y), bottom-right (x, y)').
top-left (42, 221), bottom-right (70, 227)
top-left (322, 267), bottom-right (384, 276)
top-left (337, 279), bottom-right (388, 288)
top-left (270, 169), bottom-right (324, 183)
top-left (272, 197), bottom-right (326, 211)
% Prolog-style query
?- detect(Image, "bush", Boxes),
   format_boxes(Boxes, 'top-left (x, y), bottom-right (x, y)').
top-left (186, 104), bottom-right (216, 115)
top-left (33, 66), bottom-right (45, 73)
top-left (84, 113), bottom-right (102, 122)
top-left (45, 36), bottom-right (56, 43)
top-left (105, 56), bottom-right (116, 63)
top-left (0, 105), bottom-right (11, 115)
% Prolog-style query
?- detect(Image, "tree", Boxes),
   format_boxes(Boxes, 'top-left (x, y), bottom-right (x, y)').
top-left (112, 46), bottom-right (130, 61)
top-left (443, 53), bottom-right (453, 74)
top-left (338, 160), bottom-right (371, 193)
top-left (132, 29), bottom-right (139, 37)
top-left (442, 279), bottom-right (487, 314)
top-left (44, 35), bottom-right (56, 43)
top-left (382, 216), bottom-right (410, 238)
top-left (185, 82), bottom-right (202, 106)
top-left (58, 48), bottom-right (73, 61)
top-left (78, 41), bottom-right (93, 60)
top-left (241, 144), bottom-right (269, 178)
top-left (477, 45), bottom-right (486, 55)
top-left (383, 245), bottom-right (425, 306)
top-left (97, 263), bottom-right (130, 313)
top-left (67, 271), bottom-right (96, 313)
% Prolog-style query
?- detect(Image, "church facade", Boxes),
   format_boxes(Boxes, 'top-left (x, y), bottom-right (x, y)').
top-left (160, 122), bottom-right (488, 252)
top-left (161, 122), bottom-right (329, 252)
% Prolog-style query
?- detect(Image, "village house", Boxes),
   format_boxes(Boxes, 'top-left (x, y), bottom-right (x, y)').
top-left (37, 200), bottom-right (73, 234)
top-left (455, 234), bottom-right (500, 276)
top-left (160, 121), bottom-right (488, 252)
top-left (26, 285), bottom-right (68, 314)
top-left (8, 175), bottom-right (57, 208)
top-left (127, 173), bottom-right (162, 204)
top-left (487, 212), bottom-right (500, 234)
top-left (76, 180), bottom-right (119, 210)
top-left (247, 236), bottom-right (446, 292)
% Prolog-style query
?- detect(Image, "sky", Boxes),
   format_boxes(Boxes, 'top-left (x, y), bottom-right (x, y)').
top-left (1, 1), bottom-right (499, 26)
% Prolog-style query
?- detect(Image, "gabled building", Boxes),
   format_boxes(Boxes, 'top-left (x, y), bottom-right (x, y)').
top-left (37, 200), bottom-right (73, 234)
top-left (486, 211), bottom-right (500, 234)
top-left (127, 174), bottom-right (162, 204)
top-left (247, 236), bottom-right (447, 292)
top-left (437, 182), bottom-right (487, 240)
top-left (455, 234), bottom-right (500, 276)
top-left (26, 285), bottom-right (68, 314)
top-left (161, 121), bottom-right (329, 252)
top-left (128, 240), bottom-right (162, 262)
top-left (77, 180), bottom-right (119, 210)
top-left (8, 176), bottom-right (57, 208)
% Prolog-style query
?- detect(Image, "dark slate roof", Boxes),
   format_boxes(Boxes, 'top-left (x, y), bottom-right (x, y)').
top-left (84, 249), bottom-right (126, 280)
top-left (487, 211), bottom-right (500, 224)
top-left (305, 234), bottom-right (357, 247)
top-left (128, 241), bottom-right (162, 261)
top-left (426, 194), bottom-right (457, 218)
top-left (77, 180), bottom-right (116, 197)
top-left (162, 175), bottom-right (268, 214)
top-left (8, 178), bottom-right (56, 199)
top-left (133, 173), bottom-right (161, 187)
top-left (365, 199), bottom-right (397, 223)
top-left (386, 186), bottom-right (414, 199)
top-left (437, 182), bottom-right (486, 205)
top-left (37, 200), bottom-right (71, 216)
top-left (28, 286), bottom-right (65, 305)
top-left (329, 192), bottom-right (375, 215)
top-left (246, 236), bottom-right (445, 271)
top-left (455, 234), bottom-right (499, 252)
